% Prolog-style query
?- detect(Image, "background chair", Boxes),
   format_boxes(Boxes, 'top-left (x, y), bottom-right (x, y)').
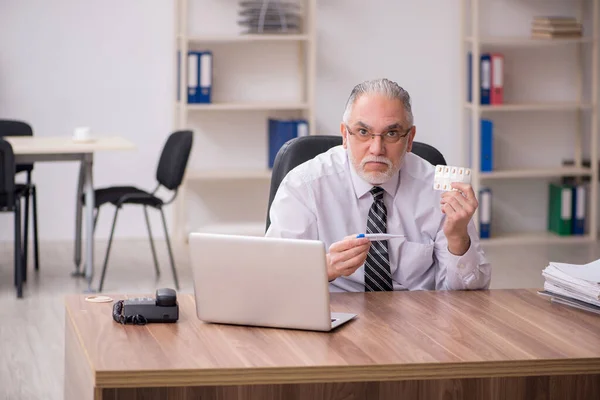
top-left (0, 120), bottom-right (39, 279)
top-left (265, 135), bottom-right (447, 232)
top-left (87, 130), bottom-right (193, 292)
top-left (0, 138), bottom-right (26, 298)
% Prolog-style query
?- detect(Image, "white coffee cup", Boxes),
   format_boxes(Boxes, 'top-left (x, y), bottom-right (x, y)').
top-left (73, 126), bottom-right (91, 141)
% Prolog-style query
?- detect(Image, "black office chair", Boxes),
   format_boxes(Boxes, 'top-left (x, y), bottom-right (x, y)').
top-left (0, 138), bottom-right (26, 298)
top-left (0, 120), bottom-right (39, 278)
top-left (88, 130), bottom-right (194, 292)
top-left (265, 135), bottom-right (447, 232)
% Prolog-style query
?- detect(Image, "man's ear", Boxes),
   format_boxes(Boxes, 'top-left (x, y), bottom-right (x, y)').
top-left (406, 125), bottom-right (416, 153)
top-left (340, 123), bottom-right (348, 149)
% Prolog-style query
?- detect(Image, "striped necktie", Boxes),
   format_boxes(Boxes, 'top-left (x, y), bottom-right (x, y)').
top-left (364, 186), bottom-right (394, 291)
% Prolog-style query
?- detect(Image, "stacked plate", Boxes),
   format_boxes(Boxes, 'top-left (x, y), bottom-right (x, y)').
top-left (238, 0), bottom-right (302, 34)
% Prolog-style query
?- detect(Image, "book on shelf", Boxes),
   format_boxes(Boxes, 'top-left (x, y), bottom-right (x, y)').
top-left (540, 259), bottom-right (600, 315)
top-left (467, 52), bottom-right (504, 105)
top-left (479, 188), bottom-right (492, 239)
top-left (547, 180), bottom-right (587, 236)
top-left (531, 31), bottom-right (583, 39)
top-left (467, 119), bottom-right (494, 172)
top-left (268, 118), bottom-right (309, 168)
top-left (480, 119), bottom-right (493, 172)
top-left (531, 16), bottom-right (582, 39)
top-left (176, 51), bottom-right (213, 104)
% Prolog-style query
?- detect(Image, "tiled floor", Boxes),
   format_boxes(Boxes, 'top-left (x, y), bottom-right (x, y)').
top-left (1, 238), bottom-right (599, 400)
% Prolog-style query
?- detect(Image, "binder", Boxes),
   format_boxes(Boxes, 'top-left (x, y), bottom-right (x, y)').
top-left (198, 51), bottom-right (212, 103)
top-left (467, 52), bottom-right (472, 103)
top-left (490, 53), bottom-right (504, 105)
top-left (480, 53), bottom-right (491, 105)
top-left (480, 119), bottom-right (493, 172)
top-left (548, 182), bottom-right (573, 236)
top-left (176, 51), bottom-right (181, 102)
top-left (187, 52), bottom-right (199, 103)
top-left (296, 119), bottom-right (309, 137)
top-left (572, 184), bottom-right (586, 235)
top-left (467, 52), bottom-right (493, 105)
top-left (479, 188), bottom-right (492, 238)
top-left (268, 119), bottom-right (309, 168)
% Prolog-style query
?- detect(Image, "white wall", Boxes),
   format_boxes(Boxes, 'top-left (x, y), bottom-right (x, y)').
top-left (0, 0), bottom-right (175, 241)
top-left (0, 0), bottom-right (597, 241)
top-left (316, 0), bottom-right (461, 162)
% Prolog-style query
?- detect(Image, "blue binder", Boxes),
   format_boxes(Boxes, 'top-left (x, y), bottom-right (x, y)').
top-left (481, 119), bottom-right (493, 172)
top-left (572, 184), bottom-right (586, 235)
top-left (187, 51), bottom-right (199, 103)
top-left (268, 119), bottom-right (309, 168)
top-left (479, 188), bottom-right (492, 238)
top-left (480, 54), bottom-right (491, 105)
top-left (467, 52), bottom-right (491, 104)
top-left (187, 51), bottom-right (212, 104)
top-left (176, 51), bottom-right (180, 102)
top-left (467, 52), bottom-right (472, 103)
top-left (197, 51), bottom-right (212, 103)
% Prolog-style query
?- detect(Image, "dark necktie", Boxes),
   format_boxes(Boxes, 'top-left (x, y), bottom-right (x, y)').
top-left (364, 186), bottom-right (394, 291)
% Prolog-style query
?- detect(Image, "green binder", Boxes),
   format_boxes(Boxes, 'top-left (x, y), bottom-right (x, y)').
top-left (548, 182), bottom-right (573, 236)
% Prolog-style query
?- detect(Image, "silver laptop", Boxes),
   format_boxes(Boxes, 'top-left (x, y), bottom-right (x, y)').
top-left (188, 232), bottom-right (356, 332)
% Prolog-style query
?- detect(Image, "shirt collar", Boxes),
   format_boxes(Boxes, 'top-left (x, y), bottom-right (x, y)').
top-left (347, 151), bottom-right (401, 199)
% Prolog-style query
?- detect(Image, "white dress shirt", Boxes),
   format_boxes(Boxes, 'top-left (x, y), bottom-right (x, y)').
top-left (265, 145), bottom-right (492, 292)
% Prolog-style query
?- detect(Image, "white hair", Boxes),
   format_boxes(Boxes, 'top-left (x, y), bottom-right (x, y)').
top-left (342, 78), bottom-right (414, 127)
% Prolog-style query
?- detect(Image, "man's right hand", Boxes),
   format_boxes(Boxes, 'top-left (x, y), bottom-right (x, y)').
top-left (326, 235), bottom-right (371, 282)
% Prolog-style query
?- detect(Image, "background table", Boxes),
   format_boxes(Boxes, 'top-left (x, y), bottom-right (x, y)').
top-left (64, 289), bottom-right (600, 399)
top-left (6, 136), bottom-right (135, 291)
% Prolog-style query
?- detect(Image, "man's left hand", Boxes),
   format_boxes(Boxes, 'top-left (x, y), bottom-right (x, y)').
top-left (440, 182), bottom-right (479, 255)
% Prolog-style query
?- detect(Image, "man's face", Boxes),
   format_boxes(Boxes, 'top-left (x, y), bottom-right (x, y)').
top-left (341, 93), bottom-right (415, 185)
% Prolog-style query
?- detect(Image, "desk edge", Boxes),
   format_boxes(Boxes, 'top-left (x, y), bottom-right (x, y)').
top-left (95, 358), bottom-right (600, 388)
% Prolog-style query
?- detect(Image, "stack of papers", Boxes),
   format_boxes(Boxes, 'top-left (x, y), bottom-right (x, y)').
top-left (540, 259), bottom-right (600, 315)
top-left (531, 16), bottom-right (583, 39)
top-left (237, 1), bottom-right (302, 34)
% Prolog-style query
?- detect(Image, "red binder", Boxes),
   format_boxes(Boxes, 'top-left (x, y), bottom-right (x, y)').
top-left (490, 53), bottom-right (504, 105)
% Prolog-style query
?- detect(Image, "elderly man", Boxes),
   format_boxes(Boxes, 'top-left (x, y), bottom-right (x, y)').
top-left (266, 78), bottom-right (491, 292)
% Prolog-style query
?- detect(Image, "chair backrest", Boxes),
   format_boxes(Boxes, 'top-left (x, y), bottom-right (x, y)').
top-left (412, 141), bottom-right (447, 167)
top-left (0, 138), bottom-right (16, 208)
top-left (156, 130), bottom-right (194, 191)
top-left (265, 135), bottom-right (447, 232)
top-left (0, 119), bottom-right (34, 173)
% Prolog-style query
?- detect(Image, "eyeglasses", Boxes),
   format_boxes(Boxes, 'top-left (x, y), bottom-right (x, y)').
top-left (345, 124), bottom-right (412, 144)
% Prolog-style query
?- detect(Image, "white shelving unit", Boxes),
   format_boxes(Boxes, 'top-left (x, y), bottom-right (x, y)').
top-left (184, 102), bottom-right (309, 111)
top-left (172, 0), bottom-right (316, 241)
top-left (461, 0), bottom-right (599, 246)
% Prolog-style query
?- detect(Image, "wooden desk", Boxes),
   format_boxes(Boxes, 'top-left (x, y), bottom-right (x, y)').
top-left (5, 136), bottom-right (135, 292)
top-left (64, 289), bottom-right (600, 400)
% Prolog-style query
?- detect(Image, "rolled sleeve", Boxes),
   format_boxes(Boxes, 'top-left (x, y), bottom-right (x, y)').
top-left (434, 220), bottom-right (492, 290)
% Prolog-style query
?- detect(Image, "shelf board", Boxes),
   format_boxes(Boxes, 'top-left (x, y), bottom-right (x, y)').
top-left (182, 34), bottom-right (310, 43)
top-left (181, 102), bottom-right (309, 111)
top-left (465, 36), bottom-right (592, 46)
top-left (479, 167), bottom-right (592, 180)
top-left (465, 102), bottom-right (592, 112)
top-left (481, 232), bottom-right (594, 246)
top-left (187, 169), bottom-right (272, 181)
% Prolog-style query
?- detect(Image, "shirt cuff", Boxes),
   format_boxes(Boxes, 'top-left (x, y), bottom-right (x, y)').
top-left (445, 237), bottom-right (481, 281)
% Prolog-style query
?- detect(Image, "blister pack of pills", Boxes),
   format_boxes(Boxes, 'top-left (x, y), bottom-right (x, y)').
top-left (433, 165), bottom-right (472, 191)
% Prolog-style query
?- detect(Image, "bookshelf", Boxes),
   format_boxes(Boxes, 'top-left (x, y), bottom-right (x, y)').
top-left (173, 0), bottom-right (317, 241)
top-left (461, 0), bottom-right (599, 246)
top-left (184, 102), bottom-right (309, 111)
